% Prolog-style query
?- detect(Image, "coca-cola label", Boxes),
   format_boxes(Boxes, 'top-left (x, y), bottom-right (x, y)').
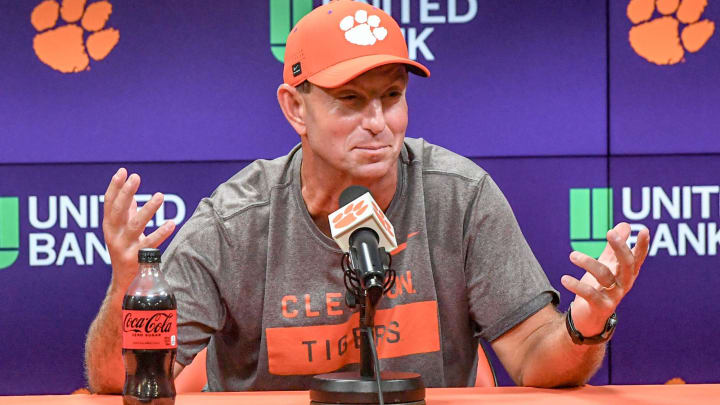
top-left (122, 310), bottom-right (178, 350)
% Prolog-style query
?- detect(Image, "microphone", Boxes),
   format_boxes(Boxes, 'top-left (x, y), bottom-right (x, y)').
top-left (311, 186), bottom-right (424, 405)
top-left (329, 186), bottom-right (397, 304)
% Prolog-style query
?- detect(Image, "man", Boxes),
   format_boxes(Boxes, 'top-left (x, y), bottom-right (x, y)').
top-left (85, 0), bottom-right (650, 393)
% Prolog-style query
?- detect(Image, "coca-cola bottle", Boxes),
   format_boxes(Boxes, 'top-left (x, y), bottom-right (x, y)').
top-left (122, 248), bottom-right (177, 405)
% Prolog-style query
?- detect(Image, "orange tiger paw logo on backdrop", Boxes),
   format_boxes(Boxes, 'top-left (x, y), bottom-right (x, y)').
top-left (31, 0), bottom-right (120, 73)
top-left (628, 0), bottom-right (715, 65)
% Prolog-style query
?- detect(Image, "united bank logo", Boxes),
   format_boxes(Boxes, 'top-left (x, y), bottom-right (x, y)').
top-left (269, 0), bottom-right (479, 62)
top-left (570, 185), bottom-right (720, 258)
top-left (270, 0), bottom-right (313, 62)
top-left (31, 0), bottom-right (120, 73)
top-left (0, 193), bottom-right (185, 270)
top-left (627, 0), bottom-right (715, 65)
top-left (569, 188), bottom-right (613, 259)
top-left (0, 198), bottom-right (20, 270)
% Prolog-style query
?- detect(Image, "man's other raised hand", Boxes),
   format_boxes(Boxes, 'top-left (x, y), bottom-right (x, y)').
top-left (562, 222), bottom-right (650, 337)
top-left (102, 168), bottom-right (176, 290)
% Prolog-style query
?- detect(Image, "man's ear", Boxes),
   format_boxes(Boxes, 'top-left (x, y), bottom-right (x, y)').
top-left (277, 83), bottom-right (307, 136)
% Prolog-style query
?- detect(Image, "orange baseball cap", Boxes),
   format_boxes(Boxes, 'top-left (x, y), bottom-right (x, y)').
top-left (283, 0), bottom-right (430, 88)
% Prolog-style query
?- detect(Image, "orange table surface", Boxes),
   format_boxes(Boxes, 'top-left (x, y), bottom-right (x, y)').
top-left (2, 385), bottom-right (720, 405)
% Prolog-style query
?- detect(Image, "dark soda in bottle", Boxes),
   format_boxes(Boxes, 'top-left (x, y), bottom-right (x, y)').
top-left (122, 248), bottom-right (177, 405)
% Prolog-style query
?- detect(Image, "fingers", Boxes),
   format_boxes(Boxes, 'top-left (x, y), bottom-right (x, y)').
top-left (127, 196), bottom-right (138, 220)
top-left (109, 173), bottom-right (141, 226)
top-left (126, 193), bottom-right (164, 239)
top-left (607, 227), bottom-right (635, 288)
top-left (141, 221), bottom-right (176, 249)
top-left (569, 251), bottom-right (616, 289)
top-left (104, 168), bottom-right (127, 219)
top-left (632, 227), bottom-right (651, 275)
top-left (561, 275), bottom-right (609, 307)
top-left (613, 222), bottom-right (632, 240)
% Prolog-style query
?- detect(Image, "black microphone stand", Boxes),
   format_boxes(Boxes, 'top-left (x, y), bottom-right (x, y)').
top-left (359, 288), bottom-right (378, 379)
top-left (309, 250), bottom-right (426, 405)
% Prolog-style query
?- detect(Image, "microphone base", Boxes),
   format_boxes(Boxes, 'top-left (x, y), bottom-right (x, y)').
top-left (309, 371), bottom-right (425, 405)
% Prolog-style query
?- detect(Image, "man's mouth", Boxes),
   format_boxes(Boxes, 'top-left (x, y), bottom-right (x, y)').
top-left (355, 145), bottom-right (388, 151)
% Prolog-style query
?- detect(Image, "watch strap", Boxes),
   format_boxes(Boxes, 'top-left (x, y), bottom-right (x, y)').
top-left (565, 304), bottom-right (617, 345)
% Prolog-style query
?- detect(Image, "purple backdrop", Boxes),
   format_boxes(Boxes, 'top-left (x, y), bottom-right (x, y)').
top-left (0, 0), bottom-right (606, 164)
top-left (609, 155), bottom-right (720, 384)
top-left (610, 0), bottom-right (720, 155)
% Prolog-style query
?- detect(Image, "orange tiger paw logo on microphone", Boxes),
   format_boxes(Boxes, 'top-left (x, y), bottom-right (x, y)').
top-left (332, 200), bottom-right (369, 229)
top-left (371, 201), bottom-right (394, 238)
top-left (31, 0), bottom-right (120, 73)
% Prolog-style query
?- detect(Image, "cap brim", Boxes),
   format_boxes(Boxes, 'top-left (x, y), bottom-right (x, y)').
top-left (307, 54), bottom-right (430, 88)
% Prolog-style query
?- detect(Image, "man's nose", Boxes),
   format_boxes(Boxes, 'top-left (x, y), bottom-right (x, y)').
top-left (361, 98), bottom-right (386, 135)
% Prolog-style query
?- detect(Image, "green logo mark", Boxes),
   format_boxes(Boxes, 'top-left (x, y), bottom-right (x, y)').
top-left (570, 188), bottom-right (613, 259)
top-left (0, 197), bottom-right (20, 269)
top-left (270, 0), bottom-right (314, 63)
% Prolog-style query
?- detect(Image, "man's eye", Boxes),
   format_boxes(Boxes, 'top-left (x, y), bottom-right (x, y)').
top-left (385, 91), bottom-right (401, 98)
top-left (340, 94), bottom-right (357, 100)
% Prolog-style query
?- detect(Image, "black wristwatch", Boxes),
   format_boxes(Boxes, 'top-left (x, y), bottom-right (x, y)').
top-left (565, 304), bottom-right (617, 345)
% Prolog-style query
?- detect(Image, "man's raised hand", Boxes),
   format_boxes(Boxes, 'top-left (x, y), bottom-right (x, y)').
top-left (102, 168), bottom-right (176, 290)
top-left (561, 222), bottom-right (650, 337)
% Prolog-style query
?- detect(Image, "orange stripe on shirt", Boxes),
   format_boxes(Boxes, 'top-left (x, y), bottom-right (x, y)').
top-left (265, 300), bottom-right (440, 375)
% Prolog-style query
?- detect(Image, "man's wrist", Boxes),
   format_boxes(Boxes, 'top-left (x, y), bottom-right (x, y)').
top-left (107, 275), bottom-right (133, 306)
top-left (571, 316), bottom-right (606, 337)
top-left (565, 305), bottom-right (617, 345)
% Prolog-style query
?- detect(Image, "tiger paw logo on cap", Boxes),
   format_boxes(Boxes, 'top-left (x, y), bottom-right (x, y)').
top-left (627, 0), bottom-right (715, 65)
top-left (31, 0), bottom-right (120, 73)
top-left (340, 9), bottom-right (388, 46)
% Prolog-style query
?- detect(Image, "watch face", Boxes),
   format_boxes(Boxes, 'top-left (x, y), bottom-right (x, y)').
top-left (606, 313), bottom-right (618, 332)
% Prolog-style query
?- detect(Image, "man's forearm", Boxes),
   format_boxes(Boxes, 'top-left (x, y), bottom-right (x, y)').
top-left (518, 311), bottom-right (605, 387)
top-left (84, 283), bottom-right (126, 394)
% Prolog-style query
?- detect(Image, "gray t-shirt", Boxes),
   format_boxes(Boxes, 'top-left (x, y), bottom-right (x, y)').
top-left (163, 137), bottom-right (559, 390)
